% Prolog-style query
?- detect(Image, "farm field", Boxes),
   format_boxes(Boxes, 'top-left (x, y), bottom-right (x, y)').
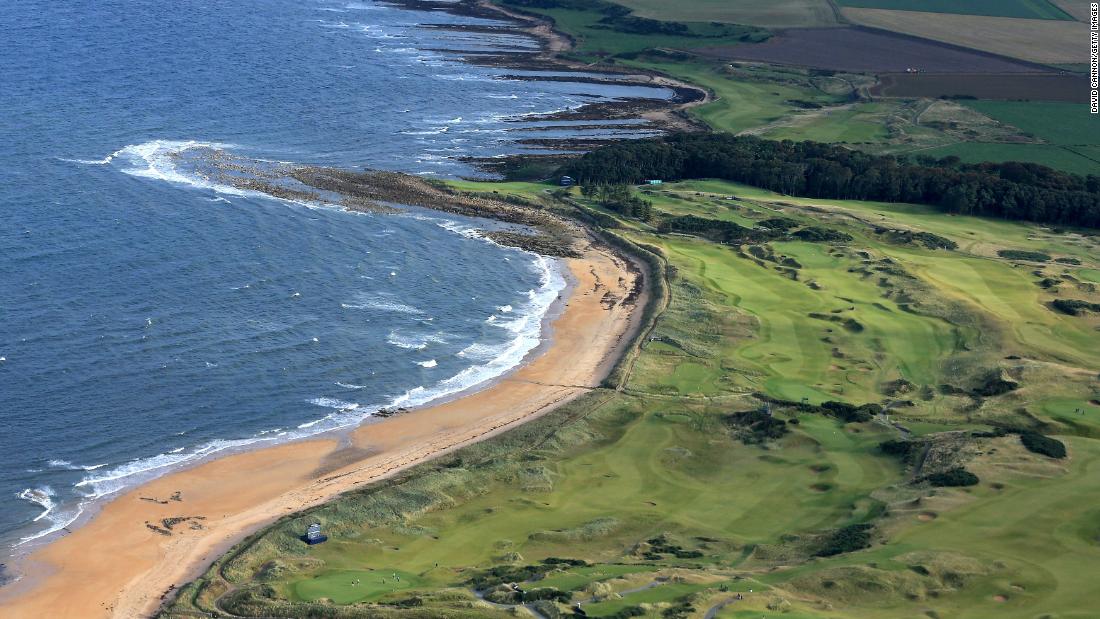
top-left (696, 27), bottom-right (1046, 74)
top-left (164, 178), bottom-right (1100, 619)
top-left (834, 0), bottom-right (1074, 20)
top-left (841, 8), bottom-right (1088, 64)
top-left (871, 73), bottom-right (1088, 102)
top-left (960, 101), bottom-right (1100, 145)
top-left (917, 143), bottom-right (1100, 177)
top-left (609, 0), bottom-right (840, 28)
top-left (1052, 0), bottom-right (1095, 20)
top-left (495, 4), bottom-right (767, 58)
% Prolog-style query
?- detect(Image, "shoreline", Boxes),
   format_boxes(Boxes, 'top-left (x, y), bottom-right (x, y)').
top-left (0, 234), bottom-right (645, 618)
top-left (396, 0), bottom-right (713, 136)
top-left (0, 238), bottom-right (573, 560)
top-left (0, 2), bottom-right (660, 615)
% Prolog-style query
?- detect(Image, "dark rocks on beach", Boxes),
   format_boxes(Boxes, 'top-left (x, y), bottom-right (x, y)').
top-left (375, 407), bottom-right (411, 419)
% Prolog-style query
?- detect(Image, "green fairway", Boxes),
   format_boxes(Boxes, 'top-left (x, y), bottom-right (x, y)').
top-left (834, 0), bottom-right (1074, 20)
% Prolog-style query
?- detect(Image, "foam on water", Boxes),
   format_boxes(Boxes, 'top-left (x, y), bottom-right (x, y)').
top-left (341, 295), bottom-right (424, 314)
top-left (47, 460), bottom-right (107, 471)
top-left (386, 330), bottom-right (446, 350)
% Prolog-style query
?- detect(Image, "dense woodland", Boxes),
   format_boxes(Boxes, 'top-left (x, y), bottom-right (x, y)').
top-left (561, 134), bottom-right (1100, 228)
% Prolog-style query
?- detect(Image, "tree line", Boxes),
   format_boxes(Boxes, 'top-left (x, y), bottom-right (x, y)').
top-left (560, 134), bottom-right (1100, 229)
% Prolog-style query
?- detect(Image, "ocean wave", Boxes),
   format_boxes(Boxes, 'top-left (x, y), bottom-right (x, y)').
top-left (308, 397), bottom-right (360, 411)
top-left (389, 253), bottom-right (564, 409)
top-left (400, 127), bottom-right (451, 135)
top-left (63, 140), bottom-right (251, 198)
top-left (386, 330), bottom-right (446, 350)
top-left (57, 146), bottom-right (128, 166)
top-left (456, 341), bottom-right (503, 362)
top-left (341, 295), bottom-right (424, 314)
top-left (335, 381), bottom-right (366, 390)
top-left (416, 359), bottom-right (438, 368)
top-left (72, 435), bottom-right (277, 501)
top-left (47, 460), bottom-right (108, 471)
top-left (17, 487), bottom-right (56, 523)
top-left (14, 486), bottom-right (86, 548)
top-left (63, 140), bottom-right (330, 210)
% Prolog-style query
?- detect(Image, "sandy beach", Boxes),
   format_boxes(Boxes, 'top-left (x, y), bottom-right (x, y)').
top-left (0, 239), bottom-right (642, 619)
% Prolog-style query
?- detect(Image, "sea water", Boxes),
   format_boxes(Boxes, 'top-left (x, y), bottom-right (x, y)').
top-left (0, 0), bottom-right (670, 553)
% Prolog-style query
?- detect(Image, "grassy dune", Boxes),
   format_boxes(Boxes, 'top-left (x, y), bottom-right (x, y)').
top-left (163, 178), bottom-right (1100, 619)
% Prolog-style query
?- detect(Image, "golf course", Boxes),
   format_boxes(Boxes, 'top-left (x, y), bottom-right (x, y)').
top-left (162, 174), bottom-right (1100, 618)
top-left (157, 1), bottom-right (1099, 617)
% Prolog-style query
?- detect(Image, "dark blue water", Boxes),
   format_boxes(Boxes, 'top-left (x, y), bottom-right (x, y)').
top-left (0, 0), bottom-right (670, 550)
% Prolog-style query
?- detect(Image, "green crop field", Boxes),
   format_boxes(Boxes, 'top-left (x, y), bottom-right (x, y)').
top-left (610, 0), bottom-right (840, 28)
top-left (498, 5), bottom-right (766, 58)
top-left (164, 177), bottom-right (1100, 619)
top-left (918, 142), bottom-right (1100, 177)
top-left (834, 0), bottom-right (1074, 20)
top-left (962, 101), bottom-right (1100, 145)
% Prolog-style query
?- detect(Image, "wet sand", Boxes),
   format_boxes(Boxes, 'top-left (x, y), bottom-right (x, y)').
top-left (0, 241), bottom-right (642, 618)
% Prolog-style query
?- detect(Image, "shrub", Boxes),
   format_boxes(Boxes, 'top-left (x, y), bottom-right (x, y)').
top-left (922, 468), bottom-right (979, 487)
top-left (1019, 432), bottom-right (1067, 459)
top-left (725, 410), bottom-right (789, 443)
top-left (814, 524), bottom-right (873, 557)
top-left (998, 249), bottom-right (1051, 262)
top-left (820, 401), bottom-right (880, 423)
top-left (521, 588), bottom-right (571, 603)
top-left (1052, 299), bottom-right (1100, 316)
top-left (879, 439), bottom-right (922, 463)
top-left (542, 557), bottom-right (588, 567)
top-left (791, 226), bottom-right (853, 243)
